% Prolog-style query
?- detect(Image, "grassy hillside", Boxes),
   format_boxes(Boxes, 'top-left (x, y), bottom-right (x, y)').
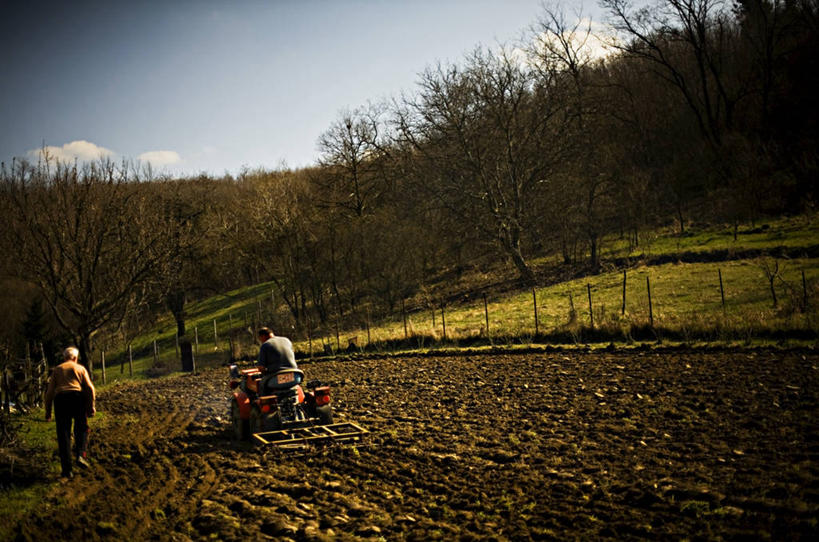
top-left (92, 214), bottom-right (819, 384)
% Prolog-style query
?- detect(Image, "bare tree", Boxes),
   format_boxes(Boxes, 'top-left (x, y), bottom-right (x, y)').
top-left (317, 104), bottom-right (392, 218)
top-left (396, 46), bottom-right (576, 283)
top-left (601, 0), bottom-right (746, 154)
top-left (1, 157), bottom-right (177, 370)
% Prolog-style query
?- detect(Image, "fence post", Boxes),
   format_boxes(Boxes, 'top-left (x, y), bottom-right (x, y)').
top-left (307, 318), bottom-right (313, 360)
top-left (587, 283), bottom-right (594, 328)
top-left (153, 340), bottom-right (158, 367)
top-left (101, 349), bottom-right (106, 385)
top-left (647, 275), bottom-right (654, 327)
top-left (402, 299), bottom-right (408, 339)
top-left (483, 293), bottom-right (490, 339)
top-left (25, 343), bottom-right (31, 387)
top-left (335, 311), bottom-right (341, 352)
top-left (803, 270), bottom-right (809, 310)
top-left (529, 287), bottom-right (537, 336)
top-left (128, 344), bottom-right (133, 377)
top-left (213, 318), bottom-right (218, 348)
top-left (441, 301), bottom-right (447, 342)
top-left (194, 326), bottom-right (199, 355)
top-left (366, 308), bottom-right (371, 345)
top-left (622, 270), bottom-right (627, 316)
top-left (718, 268), bottom-right (726, 313)
top-left (2, 371), bottom-right (10, 416)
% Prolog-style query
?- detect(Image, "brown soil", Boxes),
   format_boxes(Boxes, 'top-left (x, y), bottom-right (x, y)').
top-left (9, 350), bottom-right (819, 540)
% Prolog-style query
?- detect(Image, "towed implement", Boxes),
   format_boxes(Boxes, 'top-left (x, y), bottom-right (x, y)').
top-left (228, 365), bottom-right (367, 448)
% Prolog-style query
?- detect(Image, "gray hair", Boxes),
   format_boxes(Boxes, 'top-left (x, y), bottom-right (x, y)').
top-left (63, 346), bottom-right (79, 361)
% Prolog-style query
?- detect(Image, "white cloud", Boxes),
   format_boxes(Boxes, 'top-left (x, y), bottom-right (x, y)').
top-left (28, 140), bottom-right (115, 163)
top-left (137, 150), bottom-right (182, 167)
top-left (532, 18), bottom-right (617, 66)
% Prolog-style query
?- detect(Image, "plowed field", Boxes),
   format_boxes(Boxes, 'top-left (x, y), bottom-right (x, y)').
top-left (9, 350), bottom-right (819, 540)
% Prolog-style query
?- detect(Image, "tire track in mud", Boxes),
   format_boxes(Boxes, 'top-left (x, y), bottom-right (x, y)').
top-left (14, 373), bottom-right (226, 541)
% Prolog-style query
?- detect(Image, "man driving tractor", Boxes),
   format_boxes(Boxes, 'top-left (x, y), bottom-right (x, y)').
top-left (256, 327), bottom-right (298, 396)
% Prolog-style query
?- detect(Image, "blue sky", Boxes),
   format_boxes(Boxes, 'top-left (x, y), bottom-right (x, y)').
top-left (1, 0), bottom-right (601, 176)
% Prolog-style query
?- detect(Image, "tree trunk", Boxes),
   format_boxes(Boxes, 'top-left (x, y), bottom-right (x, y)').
top-left (588, 230), bottom-right (600, 269)
top-left (506, 243), bottom-right (535, 285)
top-left (167, 290), bottom-right (187, 337)
top-left (79, 334), bottom-right (93, 377)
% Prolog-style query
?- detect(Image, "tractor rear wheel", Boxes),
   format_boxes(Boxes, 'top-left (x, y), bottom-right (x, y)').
top-left (231, 401), bottom-right (249, 441)
top-left (316, 405), bottom-right (333, 425)
top-left (249, 406), bottom-right (263, 435)
top-left (268, 410), bottom-right (283, 431)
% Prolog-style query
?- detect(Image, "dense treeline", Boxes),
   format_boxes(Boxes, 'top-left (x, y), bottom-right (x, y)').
top-left (1, 0), bottom-right (816, 362)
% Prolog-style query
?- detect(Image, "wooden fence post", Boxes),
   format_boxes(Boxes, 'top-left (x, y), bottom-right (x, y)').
top-left (213, 319), bottom-right (218, 347)
top-left (587, 283), bottom-right (594, 328)
top-left (366, 308), bottom-right (371, 345)
top-left (153, 340), bottom-right (158, 366)
top-left (803, 270), bottom-right (809, 310)
top-left (101, 349), bottom-right (106, 385)
top-left (402, 299), bottom-right (408, 339)
top-left (718, 268), bottom-right (726, 312)
top-left (334, 311), bottom-right (340, 352)
top-left (194, 326), bottom-right (199, 355)
top-left (441, 301), bottom-right (447, 341)
top-left (647, 275), bottom-right (654, 327)
top-left (307, 318), bottom-right (313, 360)
top-left (128, 344), bottom-right (133, 377)
top-left (533, 287), bottom-right (539, 336)
top-left (622, 270), bottom-right (627, 316)
top-left (483, 293), bottom-right (490, 339)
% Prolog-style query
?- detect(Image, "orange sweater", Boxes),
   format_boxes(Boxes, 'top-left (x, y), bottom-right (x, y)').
top-left (44, 361), bottom-right (96, 417)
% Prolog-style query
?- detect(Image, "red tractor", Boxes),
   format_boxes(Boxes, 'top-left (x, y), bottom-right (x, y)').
top-left (228, 364), bottom-right (365, 447)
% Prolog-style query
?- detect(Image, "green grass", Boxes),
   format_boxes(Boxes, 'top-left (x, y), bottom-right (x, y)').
top-left (603, 215), bottom-right (819, 259)
top-left (0, 407), bottom-right (114, 538)
top-left (1, 407), bottom-right (59, 539)
top-left (295, 257), bottom-right (818, 351)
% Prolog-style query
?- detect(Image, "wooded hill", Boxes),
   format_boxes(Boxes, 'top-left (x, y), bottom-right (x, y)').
top-left (1, 0), bottom-right (817, 365)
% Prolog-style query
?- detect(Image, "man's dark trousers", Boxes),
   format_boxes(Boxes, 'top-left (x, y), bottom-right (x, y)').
top-left (54, 391), bottom-right (89, 476)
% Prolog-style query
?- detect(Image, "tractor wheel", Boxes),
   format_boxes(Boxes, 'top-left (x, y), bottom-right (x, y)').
top-left (316, 405), bottom-right (333, 425)
top-left (269, 410), bottom-right (283, 431)
top-left (231, 401), bottom-right (249, 441)
top-left (249, 406), bottom-right (264, 435)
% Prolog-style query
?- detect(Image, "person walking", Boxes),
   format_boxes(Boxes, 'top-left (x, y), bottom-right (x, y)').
top-left (44, 346), bottom-right (96, 479)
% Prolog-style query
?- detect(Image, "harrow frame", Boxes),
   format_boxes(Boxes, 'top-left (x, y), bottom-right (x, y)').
top-left (252, 421), bottom-right (368, 448)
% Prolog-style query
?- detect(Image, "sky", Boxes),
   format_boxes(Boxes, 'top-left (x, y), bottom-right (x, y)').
top-left (1, 0), bottom-right (605, 176)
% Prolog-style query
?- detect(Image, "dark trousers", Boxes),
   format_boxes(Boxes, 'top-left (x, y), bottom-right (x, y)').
top-left (54, 391), bottom-right (89, 475)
